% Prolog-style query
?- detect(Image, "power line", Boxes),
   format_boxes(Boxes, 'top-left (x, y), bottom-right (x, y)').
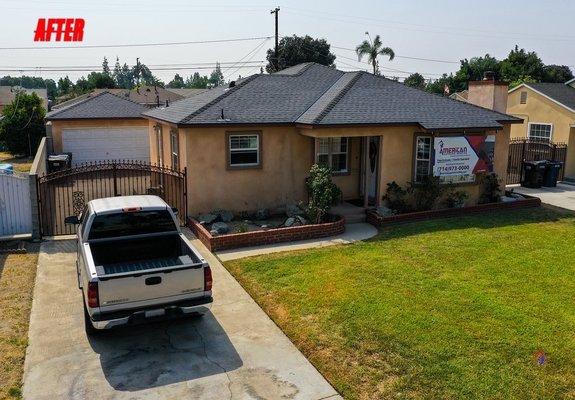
top-left (0, 36), bottom-right (273, 50)
top-left (0, 65), bottom-right (264, 73)
top-left (0, 61), bottom-right (264, 70)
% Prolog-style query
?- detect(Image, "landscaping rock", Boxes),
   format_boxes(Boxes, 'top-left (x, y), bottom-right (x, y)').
top-left (286, 204), bottom-right (304, 217)
top-left (198, 213), bottom-right (217, 224)
top-left (255, 208), bottom-right (269, 220)
top-left (376, 206), bottom-right (395, 217)
top-left (214, 209), bottom-right (234, 222)
top-left (284, 217), bottom-right (296, 227)
top-left (295, 215), bottom-right (308, 225)
top-left (501, 196), bottom-right (518, 203)
top-left (211, 222), bottom-right (230, 234)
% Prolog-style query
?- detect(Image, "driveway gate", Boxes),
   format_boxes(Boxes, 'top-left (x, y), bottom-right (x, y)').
top-left (37, 161), bottom-right (187, 237)
top-left (507, 138), bottom-right (567, 184)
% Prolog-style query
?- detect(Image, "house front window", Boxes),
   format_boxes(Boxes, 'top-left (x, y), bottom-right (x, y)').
top-left (414, 136), bottom-right (432, 183)
top-left (155, 125), bottom-right (163, 166)
top-left (170, 129), bottom-right (179, 169)
top-left (316, 137), bottom-right (349, 173)
top-left (528, 123), bottom-right (552, 142)
top-left (228, 133), bottom-right (260, 167)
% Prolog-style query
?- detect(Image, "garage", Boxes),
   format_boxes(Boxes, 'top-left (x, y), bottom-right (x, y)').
top-left (46, 91), bottom-right (151, 166)
top-left (62, 127), bottom-right (150, 165)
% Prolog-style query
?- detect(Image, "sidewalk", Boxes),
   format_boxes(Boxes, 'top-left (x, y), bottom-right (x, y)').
top-left (217, 222), bottom-right (378, 261)
top-left (509, 183), bottom-right (575, 211)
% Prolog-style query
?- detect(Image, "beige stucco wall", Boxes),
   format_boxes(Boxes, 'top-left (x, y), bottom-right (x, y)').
top-left (468, 82), bottom-right (509, 113)
top-left (50, 118), bottom-right (149, 153)
top-left (148, 122), bottom-right (512, 215)
top-left (507, 86), bottom-right (575, 178)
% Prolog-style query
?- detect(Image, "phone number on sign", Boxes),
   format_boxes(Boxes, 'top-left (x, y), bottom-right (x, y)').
top-left (437, 165), bottom-right (470, 173)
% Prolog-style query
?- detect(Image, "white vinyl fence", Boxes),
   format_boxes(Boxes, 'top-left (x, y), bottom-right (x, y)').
top-left (0, 172), bottom-right (32, 237)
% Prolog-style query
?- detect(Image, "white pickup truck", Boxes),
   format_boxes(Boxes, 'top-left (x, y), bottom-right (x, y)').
top-left (66, 195), bottom-right (213, 334)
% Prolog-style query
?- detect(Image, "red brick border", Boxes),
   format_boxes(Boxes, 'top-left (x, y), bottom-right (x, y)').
top-left (366, 197), bottom-right (542, 228)
top-left (188, 216), bottom-right (346, 252)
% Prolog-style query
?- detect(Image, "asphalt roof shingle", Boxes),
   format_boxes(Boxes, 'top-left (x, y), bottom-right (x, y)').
top-left (526, 83), bottom-right (575, 112)
top-left (143, 63), bottom-right (520, 130)
top-left (46, 91), bottom-right (147, 120)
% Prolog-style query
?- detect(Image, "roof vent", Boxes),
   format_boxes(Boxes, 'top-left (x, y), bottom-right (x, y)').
top-left (229, 81), bottom-right (236, 88)
top-left (165, 99), bottom-right (169, 107)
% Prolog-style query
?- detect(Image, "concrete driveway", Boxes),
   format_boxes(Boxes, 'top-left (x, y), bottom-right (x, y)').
top-left (23, 231), bottom-right (341, 400)
top-left (509, 183), bottom-right (575, 211)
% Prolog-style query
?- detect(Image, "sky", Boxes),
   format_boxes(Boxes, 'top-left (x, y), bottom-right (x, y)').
top-left (0, 0), bottom-right (574, 84)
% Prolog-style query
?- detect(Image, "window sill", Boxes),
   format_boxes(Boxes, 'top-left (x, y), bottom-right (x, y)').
top-left (227, 164), bottom-right (262, 171)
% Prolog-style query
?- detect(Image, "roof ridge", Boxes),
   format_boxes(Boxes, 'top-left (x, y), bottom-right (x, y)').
top-left (105, 89), bottom-right (149, 108)
top-left (311, 72), bottom-right (362, 124)
top-left (180, 74), bottom-right (260, 124)
top-left (47, 90), bottom-right (110, 117)
top-left (272, 62), bottom-right (316, 76)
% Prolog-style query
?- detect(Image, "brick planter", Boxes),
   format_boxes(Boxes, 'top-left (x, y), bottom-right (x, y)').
top-left (188, 216), bottom-right (346, 252)
top-left (366, 197), bottom-right (542, 228)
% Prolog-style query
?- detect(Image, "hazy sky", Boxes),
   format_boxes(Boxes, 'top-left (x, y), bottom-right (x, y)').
top-left (1, 0), bottom-right (574, 84)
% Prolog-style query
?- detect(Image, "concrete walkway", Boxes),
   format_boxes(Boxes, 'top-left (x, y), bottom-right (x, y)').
top-left (509, 183), bottom-right (575, 211)
top-left (217, 222), bottom-right (378, 261)
top-left (23, 230), bottom-right (342, 400)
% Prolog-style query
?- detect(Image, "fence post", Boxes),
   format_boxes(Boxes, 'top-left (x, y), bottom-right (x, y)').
top-left (112, 162), bottom-right (118, 196)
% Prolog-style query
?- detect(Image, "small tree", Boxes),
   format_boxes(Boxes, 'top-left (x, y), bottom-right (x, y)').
top-left (0, 92), bottom-right (46, 156)
top-left (266, 35), bottom-right (336, 73)
top-left (356, 33), bottom-right (395, 76)
top-left (404, 73), bottom-right (426, 89)
top-left (305, 164), bottom-right (342, 224)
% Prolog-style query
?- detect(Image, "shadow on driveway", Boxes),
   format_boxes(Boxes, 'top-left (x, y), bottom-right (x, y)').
top-left (88, 312), bottom-right (243, 391)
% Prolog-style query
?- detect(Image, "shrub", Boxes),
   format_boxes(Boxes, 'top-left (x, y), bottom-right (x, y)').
top-left (479, 173), bottom-right (501, 204)
top-left (407, 176), bottom-right (445, 211)
top-left (383, 181), bottom-right (411, 213)
top-left (305, 164), bottom-right (342, 224)
top-left (444, 188), bottom-right (469, 208)
top-left (0, 92), bottom-right (46, 156)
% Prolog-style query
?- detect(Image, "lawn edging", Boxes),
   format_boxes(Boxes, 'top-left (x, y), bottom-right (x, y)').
top-left (188, 216), bottom-right (346, 252)
top-left (366, 197), bottom-right (542, 227)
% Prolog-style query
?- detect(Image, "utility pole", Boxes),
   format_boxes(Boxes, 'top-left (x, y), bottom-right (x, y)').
top-left (135, 57), bottom-right (140, 87)
top-left (270, 7), bottom-right (280, 71)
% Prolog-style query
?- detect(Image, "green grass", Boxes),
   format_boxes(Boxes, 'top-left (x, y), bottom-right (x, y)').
top-left (225, 208), bottom-right (575, 399)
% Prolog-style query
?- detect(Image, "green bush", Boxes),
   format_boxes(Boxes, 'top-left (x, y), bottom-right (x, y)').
top-left (444, 188), bottom-right (469, 208)
top-left (479, 173), bottom-right (501, 204)
top-left (0, 92), bottom-right (46, 156)
top-left (383, 181), bottom-right (411, 213)
top-left (407, 176), bottom-right (445, 211)
top-left (305, 164), bottom-right (342, 224)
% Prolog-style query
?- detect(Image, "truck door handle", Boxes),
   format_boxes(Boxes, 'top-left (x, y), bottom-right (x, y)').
top-left (145, 277), bottom-right (162, 285)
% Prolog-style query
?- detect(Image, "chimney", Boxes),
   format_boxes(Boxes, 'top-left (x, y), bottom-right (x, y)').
top-left (466, 71), bottom-right (508, 113)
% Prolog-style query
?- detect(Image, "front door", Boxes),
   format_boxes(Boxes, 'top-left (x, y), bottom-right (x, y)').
top-left (368, 136), bottom-right (380, 200)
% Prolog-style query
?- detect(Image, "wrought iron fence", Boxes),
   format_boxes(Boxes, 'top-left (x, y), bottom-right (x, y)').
top-left (37, 160), bottom-right (187, 236)
top-left (507, 138), bottom-right (567, 184)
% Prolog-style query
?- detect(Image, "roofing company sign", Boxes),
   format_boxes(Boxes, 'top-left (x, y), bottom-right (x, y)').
top-left (433, 135), bottom-right (494, 183)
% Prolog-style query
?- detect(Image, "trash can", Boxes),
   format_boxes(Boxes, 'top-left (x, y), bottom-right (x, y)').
top-left (521, 160), bottom-right (547, 188)
top-left (48, 153), bottom-right (72, 173)
top-left (543, 161), bottom-right (562, 187)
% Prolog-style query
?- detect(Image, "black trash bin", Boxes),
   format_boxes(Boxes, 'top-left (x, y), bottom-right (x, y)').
top-left (48, 153), bottom-right (72, 173)
top-left (521, 160), bottom-right (547, 188)
top-left (543, 161), bottom-right (562, 187)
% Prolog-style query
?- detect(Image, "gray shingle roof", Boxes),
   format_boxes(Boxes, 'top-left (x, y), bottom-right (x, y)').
top-left (143, 63), bottom-right (520, 130)
top-left (526, 82), bottom-right (575, 112)
top-left (46, 91), bottom-right (146, 120)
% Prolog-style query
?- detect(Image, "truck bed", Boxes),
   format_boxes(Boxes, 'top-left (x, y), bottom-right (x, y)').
top-left (90, 234), bottom-right (202, 277)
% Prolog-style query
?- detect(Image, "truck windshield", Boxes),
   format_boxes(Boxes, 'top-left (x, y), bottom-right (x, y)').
top-left (88, 210), bottom-right (177, 240)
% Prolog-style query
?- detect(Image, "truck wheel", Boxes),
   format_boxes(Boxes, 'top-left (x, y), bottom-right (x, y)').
top-left (83, 305), bottom-right (100, 336)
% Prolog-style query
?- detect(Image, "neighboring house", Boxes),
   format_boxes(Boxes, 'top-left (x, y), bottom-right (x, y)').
top-left (45, 92), bottom-right (149, 165)
top-left (507, 80), bottom-right (575, 179)
top-left (165, 88), bottom-right (207, 98)
top-left (142, 62), bottom-right (521, 216)
top-left (52, 85), bottom-right (189, 110)
top-left (0, 86), bottom-right (49, 112)
top-left (449, 89), bottom-right (468, 102)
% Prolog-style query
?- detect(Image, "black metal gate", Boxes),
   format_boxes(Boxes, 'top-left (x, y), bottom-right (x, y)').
top-left (37, 161), bottom-right (187, 237)
top-left (507, 138), bottom-right (567, 184)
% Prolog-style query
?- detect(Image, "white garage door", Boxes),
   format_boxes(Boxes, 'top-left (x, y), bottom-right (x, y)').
top-left (62, 127), bottom-right (150, 166)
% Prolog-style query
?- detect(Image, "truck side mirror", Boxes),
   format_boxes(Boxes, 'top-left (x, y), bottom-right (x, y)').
top-left (171, 208), bottom-right (179, 216)
top-left (64, 215), bottom-right (80, 225)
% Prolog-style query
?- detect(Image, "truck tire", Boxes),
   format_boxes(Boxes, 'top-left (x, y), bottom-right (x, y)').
top-left (83, 305), bottom-right (100, 336)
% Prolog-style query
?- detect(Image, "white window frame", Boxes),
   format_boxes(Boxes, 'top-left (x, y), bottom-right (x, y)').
top-left (527, 122), bottom-right (553, 142)
top-left (228, 133), bottom-right (260, 167)
top-left (315, 137), bottom-right (349, 174)
top-left (414, 136), bottom-right (432, 183)
top-left (170, 129), bottom-right (179, 169)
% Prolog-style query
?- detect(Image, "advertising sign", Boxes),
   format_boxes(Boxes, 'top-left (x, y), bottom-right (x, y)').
top-left (433, 136), bottom-right (493, 183)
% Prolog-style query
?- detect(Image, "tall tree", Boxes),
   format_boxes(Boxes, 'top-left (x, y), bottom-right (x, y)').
top-left (167, 74), bottom-right (185, 88)
top-left (500, 45), bottom-right (545, 83)
top-left (265, 35), bottom-right (336, 73)
top-left (543, 65), bottom-right (574, 83)
top-left (208, 63), bottom-right (224, 87)
top-left (186, 72), bottom-right (209, 89)
top-left (356, 33), bottom-right (395, 75)
top-left (57, 76), bottom-right (73, 95)
top-left (0, 92), bottom-right (46, 156)
top-left (403, 73), bottom-right (426, 89)
top-left (102, 57), bottom-right (111, 76)
top-left (86, 72), bottom-right (116, 89)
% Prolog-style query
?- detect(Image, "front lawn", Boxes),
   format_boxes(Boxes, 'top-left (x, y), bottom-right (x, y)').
top-left (225, 208), bottom-right (575, 399)
top-left (0, 152), bottom-right (33, 173)
top-left (0, 245), bottom-right (39, 399)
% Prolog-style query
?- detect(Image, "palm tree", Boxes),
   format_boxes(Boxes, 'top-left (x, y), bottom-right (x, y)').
top-left (356, 32), bottom-right (395, 75)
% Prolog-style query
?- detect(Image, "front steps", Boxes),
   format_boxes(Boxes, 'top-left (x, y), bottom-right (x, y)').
top-left (330, 202), bottom-right (367, 224)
